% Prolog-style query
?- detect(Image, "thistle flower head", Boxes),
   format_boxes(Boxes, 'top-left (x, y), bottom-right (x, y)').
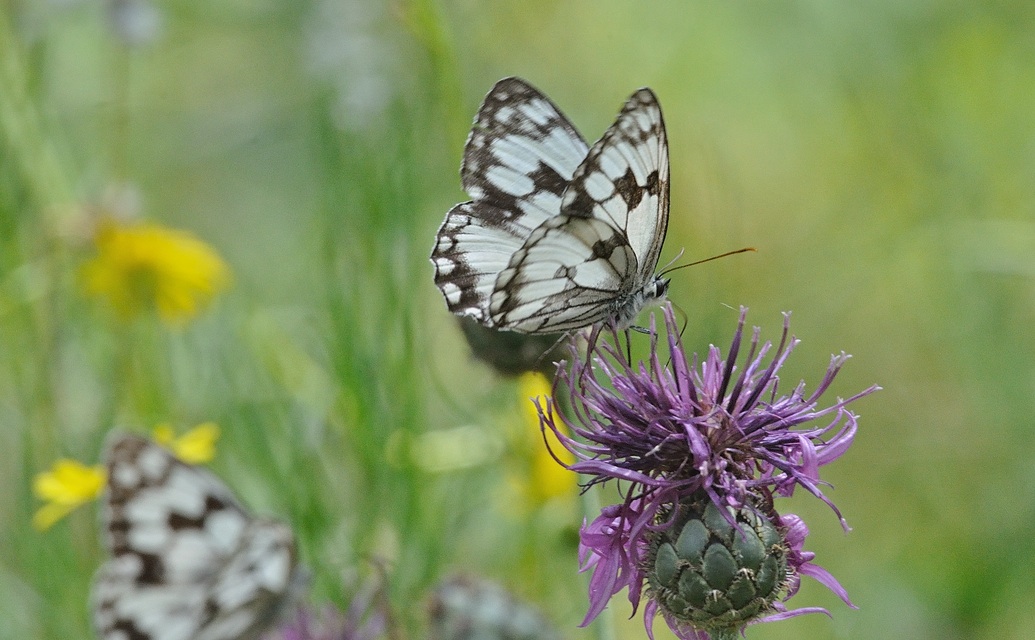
top-left (537, 304), bottom-right (877, 638)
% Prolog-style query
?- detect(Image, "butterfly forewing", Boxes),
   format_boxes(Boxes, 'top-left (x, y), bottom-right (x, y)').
top-left (461, 77), bottom-right (589, 227)
top-left (561, 88), bottom-right (669, 283)
top-left (432, 77), bottom-right (589, 323)
top-left (92, 434), bottom-right (298, 640)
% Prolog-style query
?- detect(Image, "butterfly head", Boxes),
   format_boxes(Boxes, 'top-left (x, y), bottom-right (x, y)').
top-left (608, 275), bottom-right (670, 331)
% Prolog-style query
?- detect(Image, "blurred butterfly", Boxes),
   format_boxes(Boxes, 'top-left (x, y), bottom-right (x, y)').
top-left (91, 433), bottom-right (301, 640)
top-left (431, 77), bottom-right (670, 334)
top-left (428, 574), bottom-right (561, 640)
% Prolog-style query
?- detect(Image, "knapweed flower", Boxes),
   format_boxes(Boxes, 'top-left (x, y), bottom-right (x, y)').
top-left (81, 217), bottom-right (230, 325)
top-left (32, 459), bottom-right (107, 531)
top-left (152, 421), bottom-right (220, 463)
top-left (537, 304), bottom-right (878, 639)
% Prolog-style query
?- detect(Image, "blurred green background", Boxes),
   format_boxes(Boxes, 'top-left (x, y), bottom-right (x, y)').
top-left (2, 1), bottom-right (1035, 639)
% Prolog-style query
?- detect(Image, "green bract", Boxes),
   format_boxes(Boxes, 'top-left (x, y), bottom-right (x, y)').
top-left (646, 495), bottom-right (789, 635)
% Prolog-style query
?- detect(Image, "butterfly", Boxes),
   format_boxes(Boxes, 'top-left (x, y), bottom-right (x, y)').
top-left (428, 575), bottom-right (560, 640)
top-left (431, 77), bottom-right (670, 334)
top-left (91, 433), bottom-right (300, 640)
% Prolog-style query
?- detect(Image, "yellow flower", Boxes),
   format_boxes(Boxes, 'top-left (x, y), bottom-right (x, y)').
top-left (81, 218), bottom-right (231, 325)
top-left (32, 459), bottom-right (107, 531)
top-left (513, 372), bottom-right (576, 507)
top-left (32, 423), bottom-right (219, 531)
top-left (152, 422), bottom-right (220, 464)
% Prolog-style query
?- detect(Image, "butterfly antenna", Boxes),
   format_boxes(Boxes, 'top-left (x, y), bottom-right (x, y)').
top-left (658, 247), bottom-right (687, 272)
top-left (659, 247), bottom-right (756, 277)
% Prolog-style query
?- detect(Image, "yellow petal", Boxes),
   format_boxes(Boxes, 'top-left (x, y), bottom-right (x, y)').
top-left (530, 443), bottom-right (576, 502)
top-left (173, 422), bottom-right (219, 463)
top-left (32, 459), bottom-right (107, 530)
top-left (516, 372), bottom-right (576, 505)
top-left (33, 460), bottom-right (107, 503)
top-left (518, 372), bottom-right (552, 423)
top-left (33, 502), bottom-right (77, 532)
top-left (153, 422), bottom-right (220, 463)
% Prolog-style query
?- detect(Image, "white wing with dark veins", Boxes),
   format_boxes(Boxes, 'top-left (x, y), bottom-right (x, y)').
top-left (489, 88), bottom-right (669, 333)
top-left (431, 78), bottom-right (669, 334)
top-left (91, 434), bottom-right (298, 640)
top-left (431, 77), bottom-right (589, 323)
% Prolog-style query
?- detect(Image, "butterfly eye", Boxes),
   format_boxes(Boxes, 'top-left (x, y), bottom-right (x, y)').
top-left (656, 278), bottom-right (671, 299)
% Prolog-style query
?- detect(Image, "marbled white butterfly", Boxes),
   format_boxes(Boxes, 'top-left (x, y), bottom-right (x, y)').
top-left (91, 434), bottom-right (300, 640)
top-left (431, 77), bottom-right (670, 334)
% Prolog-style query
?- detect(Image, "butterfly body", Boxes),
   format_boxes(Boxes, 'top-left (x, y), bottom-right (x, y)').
top-left (92, 434), bottom-right (299, 640)
top-left (432, 77), bottom-right (670, 334)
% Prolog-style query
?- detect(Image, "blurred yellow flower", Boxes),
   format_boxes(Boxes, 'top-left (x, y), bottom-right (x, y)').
top-left (152, 422), bottom-right (220, 464)
top-left (81, 218), bottom-right (230, 325)
top-left (32, 459), bottom-right (107, 531)
top-left (514, 372), bottom-right (576, 507)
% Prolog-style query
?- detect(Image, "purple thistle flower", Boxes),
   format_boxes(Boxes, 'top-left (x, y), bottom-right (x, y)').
top-left (537, 304), bottom-right (877, 639)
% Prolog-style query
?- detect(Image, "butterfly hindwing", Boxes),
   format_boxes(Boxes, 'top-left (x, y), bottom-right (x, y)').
top-left (432, 77), bottom-right (589, 323)
top-left (490, 216), bottom-right (636, 333)
top-left (91, 434), bottom-right (297, 640)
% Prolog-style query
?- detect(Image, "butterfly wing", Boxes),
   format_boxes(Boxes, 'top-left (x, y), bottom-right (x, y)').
top-left (198, 519), bottom-right (298, 640)
top-left (91, 435), bottom-right (297, 640)
top-left (561, 88), bottom-right (669, 285)
top-left (489, 88), bottom-right (669, 333)
top-left (431, 77), bottom-right (589, 323)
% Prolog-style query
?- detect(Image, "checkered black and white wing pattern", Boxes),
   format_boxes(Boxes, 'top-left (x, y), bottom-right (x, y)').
top-left (431, 77), bottom-right (589, 324)
top-left (91, 434), bottom-right (298, 640)
top-left (489, 88), bottom-right (670, 333)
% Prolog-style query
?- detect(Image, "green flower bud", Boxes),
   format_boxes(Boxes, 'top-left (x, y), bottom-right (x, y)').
top-left (646, 495), bottom-right (790, 636)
